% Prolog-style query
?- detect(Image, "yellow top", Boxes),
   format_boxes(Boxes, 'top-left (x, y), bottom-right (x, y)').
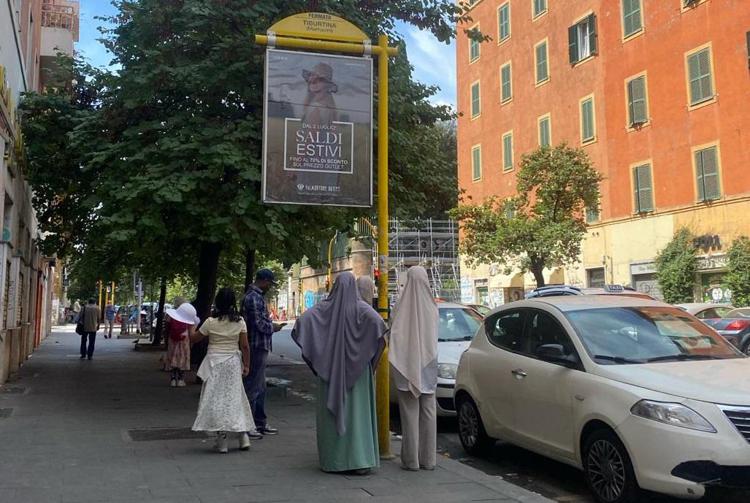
top-left (269, 12), bottom-right (369, 43)
top-left (199, 317), bottom-right (247, 353)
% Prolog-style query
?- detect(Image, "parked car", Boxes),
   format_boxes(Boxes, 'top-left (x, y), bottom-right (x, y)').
top-left (390, 302), bottom-right (483, 416)
top-left (526, 284), bottom-right (655, 300)
top-left (702, 311), bottom-right (750, 354)
top-left (675, 303), bottom-right (734, 320)
top-left (455, 296), bottom-right (749, 503)
top-left (726, 307), bottom-right (750, 318)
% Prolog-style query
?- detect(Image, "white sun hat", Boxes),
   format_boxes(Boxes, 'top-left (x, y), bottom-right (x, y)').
top-left (165, 302), bottom-right (200, 325)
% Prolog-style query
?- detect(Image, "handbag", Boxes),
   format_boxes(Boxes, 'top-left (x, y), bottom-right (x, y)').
top-left (75, 306), bottom-right (87, 336)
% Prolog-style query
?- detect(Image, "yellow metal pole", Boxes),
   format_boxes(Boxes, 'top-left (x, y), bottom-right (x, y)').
top-left (375, 34), bottom-right (393, 459)
top-left (111, 282), bottom-right (116, 305)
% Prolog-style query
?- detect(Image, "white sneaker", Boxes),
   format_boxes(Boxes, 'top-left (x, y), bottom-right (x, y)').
top-left (170, 379), bottom-right (177, 387)
top-left (216, 432), bottom-right (228, 454)
top-left (239, 432), bottom-right (251, 451)
top-left (177, 379), bottom-right (186, 387)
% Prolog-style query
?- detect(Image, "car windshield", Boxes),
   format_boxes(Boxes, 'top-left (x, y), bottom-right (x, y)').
top-left (438, 308), bottom-right (483, 342)
top-left (566, 306), bottom-right (744, 364)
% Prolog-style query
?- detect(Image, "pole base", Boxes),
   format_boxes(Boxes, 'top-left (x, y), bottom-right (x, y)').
top-left (379, 453), bottom-right (397, 460)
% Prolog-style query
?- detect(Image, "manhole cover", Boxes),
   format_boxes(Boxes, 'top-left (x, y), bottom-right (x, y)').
top-left (127, 428), bottom-right (209, 442)
top-left (0, 408), bottom-right (13, 418)
top-left (1, 386), bottom-right (26, 394)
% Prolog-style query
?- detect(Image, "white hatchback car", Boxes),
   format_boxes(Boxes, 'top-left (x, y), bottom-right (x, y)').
top-left (455, 296), bottom-right (750, 503)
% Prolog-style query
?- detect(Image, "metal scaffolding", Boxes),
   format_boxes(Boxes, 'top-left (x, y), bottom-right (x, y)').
top-left (386, 219), bottom-right (460, 302)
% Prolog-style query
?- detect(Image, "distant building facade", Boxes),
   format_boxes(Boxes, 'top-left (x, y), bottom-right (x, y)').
top-left (457, 0), bottom-right (750, 304)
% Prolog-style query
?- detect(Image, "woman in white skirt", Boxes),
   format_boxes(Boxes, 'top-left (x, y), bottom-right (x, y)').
top-left (190, 287), bottom-right (255, 453)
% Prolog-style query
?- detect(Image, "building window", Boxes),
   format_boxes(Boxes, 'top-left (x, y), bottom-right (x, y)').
top-left (686, 47), bottom-right (714, 106)
top-left (580, 96), bottom-right (596, 143)
top-left (535, 40), bottom-right (549, 84)
top-left (500, 63), bottom-right (512, 103)
top-left (695, 146), bottom-right (721, 201)
top-left (469, 27), bottom-right (481, 63)
top-left (626, 75), bottom-right (648, 126)
top-left (533, 0), bottom-right (547, 18)
top-left (502, 131), bottom-right (514, 171)
top-left (622, 0), bottom-right (643, 38)
top-left (472, 145), bottom-right (482, 181)
top-left (498, 2), bottom-right (511, 42)
top-left (586, 207), bottom-right (600, 223)
top-left (538, 114), bottom-right (551, 147)
top-left (632, 163), bottom-right (654, 213)
top-left (471, 81), bottom-right (481, 118)
top-left (569, 14), bottom-right (598, 64)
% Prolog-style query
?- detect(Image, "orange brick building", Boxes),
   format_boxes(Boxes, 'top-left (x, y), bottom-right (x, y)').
top-left (457, 0), bottom-right (750, 305)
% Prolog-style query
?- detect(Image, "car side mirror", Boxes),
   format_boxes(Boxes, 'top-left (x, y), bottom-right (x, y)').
top-left (536, 344), bottom-right (579, 367)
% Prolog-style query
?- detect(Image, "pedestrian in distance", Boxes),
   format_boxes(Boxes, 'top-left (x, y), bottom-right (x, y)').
top-left (191, 287), bottom-right (254, 454)
top-left (242, 268), bottom-right (284, 438)
top-left (79, 298), bottom-right (102, 360)
top-left (293, 272), bottom-right (386, 474)
top-left (164, 301), bottom-right (198, 388)
top-left (388, 266), bottom-right (439, 471)
top-left (104, 302), bottom-right (116, 339)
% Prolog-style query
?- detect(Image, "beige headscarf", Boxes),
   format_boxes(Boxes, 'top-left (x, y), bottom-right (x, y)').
top-left (388, 266), bottom-right (439, 398)
top-left (356, 276), bottom-right (374, 306)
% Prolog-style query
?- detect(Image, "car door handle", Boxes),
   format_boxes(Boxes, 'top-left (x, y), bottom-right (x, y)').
top-left (511, 369), bottom-right (527, 378)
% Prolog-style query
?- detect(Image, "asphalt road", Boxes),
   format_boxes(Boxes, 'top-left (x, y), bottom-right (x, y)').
top-left (270, 326), bottom-right (746, 503)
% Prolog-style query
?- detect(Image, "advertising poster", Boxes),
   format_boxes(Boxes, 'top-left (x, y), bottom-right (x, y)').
top-left (262, 49), bottom-right (373, 206)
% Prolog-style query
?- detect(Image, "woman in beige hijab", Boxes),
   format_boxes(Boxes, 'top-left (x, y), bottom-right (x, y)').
top-left (389, 266), bottom-right (439, 471)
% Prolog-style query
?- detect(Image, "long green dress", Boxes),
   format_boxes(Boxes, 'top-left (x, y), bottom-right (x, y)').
top-left (316, 366), bottom-right (380, 472)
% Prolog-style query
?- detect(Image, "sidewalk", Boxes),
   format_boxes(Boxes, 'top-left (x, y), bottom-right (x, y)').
top-left (0, 327), bottom-right (552, 503)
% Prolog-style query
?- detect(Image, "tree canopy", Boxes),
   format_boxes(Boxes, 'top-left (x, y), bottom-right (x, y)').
top-left (724, 236), bottom-right (750, 307)
top-left (655, 228), bottom-right (697, 304)
top-left (21, 1), bottom-right (468, 319)
top-left (451, 144), bottom-right (602, 287)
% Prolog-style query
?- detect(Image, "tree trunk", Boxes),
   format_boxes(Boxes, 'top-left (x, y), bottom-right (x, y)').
top-left (244, 248), bottom-right (256, 293)
top-left (531, 266), bottom-right (546, 288)
top-left (191, 241), bottom-right (222, 365)
top-left (151, 277), bottom-right (167, 346)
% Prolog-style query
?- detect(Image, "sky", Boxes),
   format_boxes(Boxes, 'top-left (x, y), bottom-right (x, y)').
top-left (74, 1), bottom-right (457, 108)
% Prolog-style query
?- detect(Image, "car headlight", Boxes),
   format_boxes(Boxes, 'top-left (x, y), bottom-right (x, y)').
top-left (630, 400), bottom-right (716, 433)
top-left (437, 363), bottom-right (458, 380)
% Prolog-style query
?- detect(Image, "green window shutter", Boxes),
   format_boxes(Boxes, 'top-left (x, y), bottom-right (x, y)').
top-left (472, 147), bottom-right (482, 180)
top-left (634, 165), bottom-right (653, 212)
top-left (696, 147), bottom-right (720, 201)
top-left (534, 0), bottom-right (547, 16)
top-left (501, 65), bottom-right (512, 102)
top-left (588, 14), bottom-right (598, 55)
top-left (498, 5), bottom-right (510, 41)
top-left (471, 83), bottom-right (480, 117)
top-left (536, 43), bottom-right (548, 82)
top-left (581, 99), bottom-right (595, 141)
top-left (628, 76), bottom-right (647, 125)
top-left (623, 0), bottom-right (642, 37)
top-left (688, 49), bottom-right (713, 105)
top-left (503, 134), bottom-right (513, 170)
top-left (568, 25), bottom-right (579, 63)
top-left (539, 118), bottom-right (550, 147)
top-left (470, 38), bottom-right (480, 62)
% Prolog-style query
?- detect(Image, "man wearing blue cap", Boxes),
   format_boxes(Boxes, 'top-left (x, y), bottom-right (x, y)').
top-left (242, 268), bottom-right (283, 437)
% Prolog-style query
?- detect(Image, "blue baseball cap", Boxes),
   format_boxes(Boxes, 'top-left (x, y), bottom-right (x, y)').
top-left (255, 268), bottom-right (278, 285)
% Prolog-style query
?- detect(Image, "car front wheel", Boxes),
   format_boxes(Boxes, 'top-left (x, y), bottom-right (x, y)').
top-left (583, 429), bottom-right (640, 503)
top-left (742, 340), bottom-right (750, 356)
top-left (457, 396), bottom-right (494, 455)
